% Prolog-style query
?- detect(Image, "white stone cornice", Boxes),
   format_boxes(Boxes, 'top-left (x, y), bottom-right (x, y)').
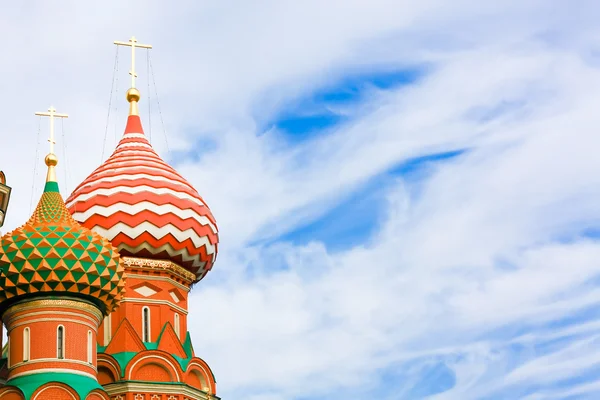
top-left (103, 381), bottom-right (219, 400)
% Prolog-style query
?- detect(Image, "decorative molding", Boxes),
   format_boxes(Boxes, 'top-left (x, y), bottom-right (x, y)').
top-left (8, 317), bottom-right (99, 332)
top-left (134, 285), bottom-right (158, 297)
top-left (126, 273), bottom-right (190, 293)
top-left (187, 361), bottom-right (215, 394)
top-left (123, 256), bottom-right (195, 284)
top-left (8, 366), bottom-right (98, 380)
top-left (127, 354), bottom-right (182, 381)
top-left (9, 357), bottom-right (98, 371)
top-left (170, 290), bottom-right (184, 303)
top-left (98, 356), bottom-right (121, 377)
top-left (3, 299), bottom-right (103, 324)
top-left (7, 309), bottom-right (100, 326)
top-left (0, 388), bottom-right (20, 396)
top-left (103, 381), bottom-right (218, 399)
top-left (120, 298), bottom-right (188, 315)
top-left (33, 384), bottom-right (77, 400)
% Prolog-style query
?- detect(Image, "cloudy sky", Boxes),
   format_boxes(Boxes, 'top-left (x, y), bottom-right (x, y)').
top-left (1, 1), bottom-right (600, 399)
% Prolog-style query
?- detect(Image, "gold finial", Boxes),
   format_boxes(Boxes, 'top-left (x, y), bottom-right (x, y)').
top-left (44, 153), bottom-right (58, 182)
top-left (35, 106), bottom-right (68, 182)
top-left (126, 87), bottom-right (141, 116)
top-left (114, 36), bottom-right (152, 116)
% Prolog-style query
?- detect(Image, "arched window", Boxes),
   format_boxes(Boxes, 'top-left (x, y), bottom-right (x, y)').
top-left (174, 313), bottom-right (180, 338)
top-left (142, 307), bottom-right (150, 342)
top-left (57, 325), bottom-right (65, 359)
top-left (87, 330), bottom-right (93, 364)
top-left (103, 314), bottom-right (112, 346)
top-left (23, 327), bottom-right (30, 362)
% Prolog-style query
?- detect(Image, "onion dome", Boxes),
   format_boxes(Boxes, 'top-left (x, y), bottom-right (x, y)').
top-left (65, 88), bottom-right (219, 282)
top-left (0, 154), bottom-right (125, 314)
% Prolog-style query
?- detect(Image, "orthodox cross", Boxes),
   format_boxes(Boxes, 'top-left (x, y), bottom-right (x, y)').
top-left (114, 36), bottom-right (153, 89)
top-left (35, 106), bottom-right (68, 154)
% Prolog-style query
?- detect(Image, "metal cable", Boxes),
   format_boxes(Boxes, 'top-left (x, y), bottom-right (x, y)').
top-left (61, 118), bottom-right (69, 194)
top-left (148, 53), bottom-right (170, 155)
top-left (147, 49), bottom-right (152, 143)
top-left (114, 49), bottom-right (120, 144)
top-left (101, 47), bottom-right (119, 162)
top-left (29, 117), bottom-right (42, 213)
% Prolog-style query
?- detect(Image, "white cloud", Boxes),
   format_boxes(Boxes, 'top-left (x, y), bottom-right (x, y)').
top-left (2, 1), bottom-right (600, 399)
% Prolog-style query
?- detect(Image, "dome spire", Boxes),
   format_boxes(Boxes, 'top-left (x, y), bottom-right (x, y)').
top-left (114, 36), bottom-right (152, 116)
top-left (34, 106), bottom-right (68, 183)
top-left (66, 36), bottom-right (219, 283)
top-left (0, 108), bottom-right (125, 315)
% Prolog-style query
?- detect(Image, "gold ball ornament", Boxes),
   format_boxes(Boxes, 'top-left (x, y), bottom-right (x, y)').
top-left (126, 87), bottom-right (141, 103)
top-left (45, 153), bottom-right (58, 167)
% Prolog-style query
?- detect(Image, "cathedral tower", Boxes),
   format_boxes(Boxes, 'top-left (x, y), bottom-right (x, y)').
top-left (65, 37), bottom-right (220, 399)
top-left (0, 37), bottom-right (220, 400)
top-left (0, 109), bottom-right (126, 400)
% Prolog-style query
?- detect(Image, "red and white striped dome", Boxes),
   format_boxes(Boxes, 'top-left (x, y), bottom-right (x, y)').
top-left (65, 115), bottom-right (218, 281)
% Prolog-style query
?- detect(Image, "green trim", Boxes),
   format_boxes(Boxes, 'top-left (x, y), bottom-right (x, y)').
top-left (145, 342), bottom-right (158, 350)
top-left (172, 354), bottom-right (190, 371)
top-left (106, 345), bottom-right (217, 382)
top-left (99, 323), bottom-right (217, 382)
top-left (7, 372), bottom-right (104, 399)
top-left (183, 332), bottom-right (194, 358)
top-left (43, 181), bottom-right (60, 193)
top-left (111, 352), bottom-right (139, 377)
top-left (109, 349), bottom-right (191, 377)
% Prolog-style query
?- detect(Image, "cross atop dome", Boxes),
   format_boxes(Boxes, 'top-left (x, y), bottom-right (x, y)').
top-left (114, 36), bottom-right (152, 89)
top-left (35, 106), bottom-right (68, 155)
top-left (114, 36), bottom-right (152, 116)
top-left (34, 106), bottom-right (68, 182)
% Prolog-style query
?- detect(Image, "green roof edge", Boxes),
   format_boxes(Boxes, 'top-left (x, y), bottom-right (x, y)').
top-left (6, 372), bottom-right (103, 399)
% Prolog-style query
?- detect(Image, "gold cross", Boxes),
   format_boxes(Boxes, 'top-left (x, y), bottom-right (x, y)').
top-left (114, 36), bottom-right (152, 89)
top-left (35, 106), bottom-right (68, 154)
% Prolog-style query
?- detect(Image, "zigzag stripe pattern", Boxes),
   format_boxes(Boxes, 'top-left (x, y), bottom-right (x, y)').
top-left (67, 185), bottom-right (208, 207)
top-left (66, 172), bottom-right (197, 191)
top-left (65, 115), bottom-right (219, 281)
top-left (73, 202), bottom-right (217, 233)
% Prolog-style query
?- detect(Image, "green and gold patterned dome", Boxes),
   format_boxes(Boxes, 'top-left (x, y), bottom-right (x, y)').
top-left (0, 155), bottom-right (125, 315)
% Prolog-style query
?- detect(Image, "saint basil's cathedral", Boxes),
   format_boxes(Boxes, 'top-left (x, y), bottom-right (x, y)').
top-left (0, 37), bottom-right (221, 400)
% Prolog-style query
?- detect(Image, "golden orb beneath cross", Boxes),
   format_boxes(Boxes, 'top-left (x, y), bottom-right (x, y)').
top-left (45, 153), bottom-right (58, 167)
top-left (126, 87), bottom-right (141, 103)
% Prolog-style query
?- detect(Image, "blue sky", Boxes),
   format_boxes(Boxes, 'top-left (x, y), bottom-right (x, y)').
top-left (2, 1), bottom-right (600, 399)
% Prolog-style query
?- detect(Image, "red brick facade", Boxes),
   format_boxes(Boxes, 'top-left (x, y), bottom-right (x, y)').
top-left (0, 260), bottom-right (219, 399)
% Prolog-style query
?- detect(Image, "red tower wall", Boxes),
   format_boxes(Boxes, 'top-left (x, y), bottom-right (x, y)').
top-left (3, 298), bottom-right (103, 381)
top-left (98, 258), bottom-right (192, 346)
top-left (95, 257), bottom-right (219, 399)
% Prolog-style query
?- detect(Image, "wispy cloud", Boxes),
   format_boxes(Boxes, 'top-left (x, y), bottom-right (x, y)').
top-left (1, 1), bottom-right (600, 399)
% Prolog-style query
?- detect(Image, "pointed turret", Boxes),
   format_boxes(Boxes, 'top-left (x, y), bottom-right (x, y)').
top-left (0, 109), bottom-right (125, 399)
top-left (64, 37), bottom-right (219, 400)
top-left (0, 111), bottom-right (125, 314)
